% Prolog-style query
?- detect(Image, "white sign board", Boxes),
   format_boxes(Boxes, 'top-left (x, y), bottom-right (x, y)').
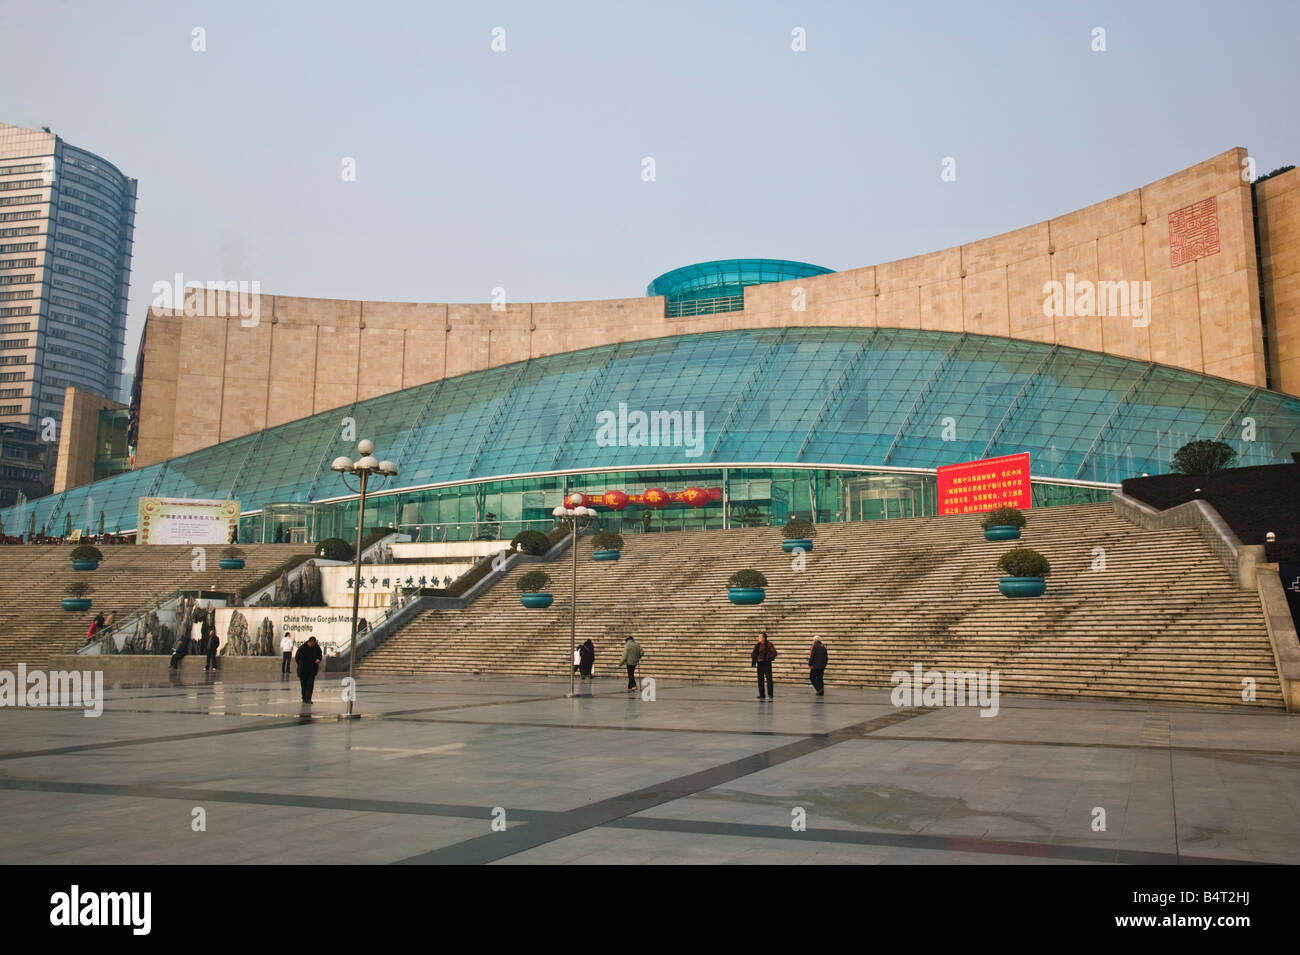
top-left (137, 497), bottom-right (239, 545)
top-left (214, 608), bottom-right (360, 658)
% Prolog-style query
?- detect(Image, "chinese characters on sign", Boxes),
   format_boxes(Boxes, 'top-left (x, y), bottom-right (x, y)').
top-left (936, 453), bottom-right (1032, 516)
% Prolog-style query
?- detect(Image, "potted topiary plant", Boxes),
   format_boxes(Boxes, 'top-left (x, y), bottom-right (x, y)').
top-left (510, 529), bottom-right (550, 555)
top-left (996, 547), bottom-right (1050, 598)
top-left (728, 569), bottom-right (769, 605)
top-left (517, 570), bottom-right (553, 608)
top-left (981, 506), bottom-right (1026, 541)
top-left (781, 518), bottom-right (816, 553)
top-left (70, 544), bottom-right (102, 571)
top-left (317, 537), bottom-right (355, 562)
top-left (62, 580), bottom-right (92, 612)
top-left (592, 530), bottom-right (624, 561)
top-left (220, 546), bottom-right (245, 569)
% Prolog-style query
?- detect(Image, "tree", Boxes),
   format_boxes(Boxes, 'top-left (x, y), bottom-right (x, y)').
top-left (27, 513), bottom-right (35, 539)
top-left (97, 512), bottom-right (105, 536)
top-left (1171, 440), bottom-right (1237, 476)
top-left (64, 512), bottom-right (72, 538)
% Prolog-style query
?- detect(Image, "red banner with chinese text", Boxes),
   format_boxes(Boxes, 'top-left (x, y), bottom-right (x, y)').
top-left (936, 453), bottom-right (1031, 516)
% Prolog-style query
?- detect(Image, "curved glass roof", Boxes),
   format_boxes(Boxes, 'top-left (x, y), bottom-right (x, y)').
top-left (646, 258), bottom-right (833, 303)
top-left (5, 327), bottom-right (1299, 533)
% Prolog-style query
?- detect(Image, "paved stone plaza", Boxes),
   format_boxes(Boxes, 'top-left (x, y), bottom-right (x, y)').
top-left (1, 674), bottom-right (1298, 865)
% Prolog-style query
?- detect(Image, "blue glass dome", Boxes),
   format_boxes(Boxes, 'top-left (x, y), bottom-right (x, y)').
top-left (7, 326), bottom-right (1299, 539)
top-left (647, 259), bottom-right (833, 316)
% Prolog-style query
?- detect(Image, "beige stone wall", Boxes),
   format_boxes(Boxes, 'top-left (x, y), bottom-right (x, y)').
top-left (1257, 167), bottom-right (1300, 396)
top-left (134, 148), bottom-right (1283, 468)
top-left (53, 387), bottom-right (125, 493)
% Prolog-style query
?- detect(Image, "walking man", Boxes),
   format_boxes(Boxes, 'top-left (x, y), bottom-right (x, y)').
top-left (295, 636), bottom-right (323, 704)
top-left (751, 631), bottom-right (778, 700)
top-left (618, 635), bottom-right (644, 691)
top-left (808, 635), bottom-right (828, 696)
top-left (280, 630), bottom-right (294, 675)
top-left (579, 638), bottom-right (595, 680)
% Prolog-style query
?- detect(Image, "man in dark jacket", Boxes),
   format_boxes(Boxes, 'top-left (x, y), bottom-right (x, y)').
top-left (295, 636), bottom-right (323, 703)
top-left (751, 631), bottom-right (778, 700)
top-left (808, 635), bottom-right (828, 696)
top-left (579, 639), bottom-right (595, 680)
top-left (170, 628), bottom-right (190, 670)
top-left (204, 617), bottom-right (220, 672)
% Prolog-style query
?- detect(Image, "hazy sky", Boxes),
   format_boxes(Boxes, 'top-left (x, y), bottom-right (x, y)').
top-left (2, 0), bottom-right (1297, 362)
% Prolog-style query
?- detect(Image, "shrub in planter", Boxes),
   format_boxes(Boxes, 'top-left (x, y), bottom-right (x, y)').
top-left (517, 569), bottom-right (553, 608)
top-left (220, 545), bottom-right (245, 570)
top-left (981, 506), bottom-right (1026, 541)
top-left (317, 537), bottom-right (355, 562)
top-left (781, 518), bottom-right (815, 552)
top-left (62, 580), bottom-right (92, 611)
top-left (996, 547), bottom-right (1050, 598)
top-left (592, 530), bottom-right (624, 561)
top-left (70, 544), bottom-right (102, 570)
top-left (980, 507), bottom-right (1026, 530)
top-left (511, 529), bottom-right (550, 556)
top-left (727, 568), bottom-right (769, 605)
top-left (1171, 439), bottom-right (1236, 476)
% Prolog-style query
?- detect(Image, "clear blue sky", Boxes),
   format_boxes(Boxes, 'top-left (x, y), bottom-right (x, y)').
top-left (2, 0), bottom-right (1297, 361)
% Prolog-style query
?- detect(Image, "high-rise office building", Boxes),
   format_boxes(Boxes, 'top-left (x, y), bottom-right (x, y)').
top-left (0, 123), bottom-right (136, 435)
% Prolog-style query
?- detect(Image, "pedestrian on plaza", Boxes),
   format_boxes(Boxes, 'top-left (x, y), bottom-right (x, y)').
top-left (808, 635), bottom-right (828, 697)
top-left (204, 617), bottom-right (220, 672)
top-left (579, 638), bottom-right (595, 680)
top-left (618, 635), bottom-right (644, 691)
top-left (750, 631), bottom-right (778, 700)
top-left (280, 630), bottom-right (294, 675)
top-left (170, 629), bottom-right (189, 670)
top-left (572, 646), bottom-right (581, 676)
top-left (295, 636), bottom-right (323, 703)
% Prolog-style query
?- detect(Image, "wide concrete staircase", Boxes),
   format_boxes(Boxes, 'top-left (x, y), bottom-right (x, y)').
top-left (358, 504), bottom-right (1284, 709)
top-left (0, 543), bottom-right (316, 669)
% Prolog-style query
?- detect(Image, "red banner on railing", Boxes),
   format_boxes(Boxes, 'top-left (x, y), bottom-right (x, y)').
top-left (937, 453), bottom-right (1031, 516)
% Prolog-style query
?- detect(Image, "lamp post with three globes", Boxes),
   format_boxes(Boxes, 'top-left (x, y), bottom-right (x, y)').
top-left (331, 439), bottom-right (397, 718)
top-left (553, 499), bottom-right (596, 698)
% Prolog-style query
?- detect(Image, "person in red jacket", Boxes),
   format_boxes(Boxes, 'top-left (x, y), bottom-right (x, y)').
top-left (750, 631), bottom-right (778, 700)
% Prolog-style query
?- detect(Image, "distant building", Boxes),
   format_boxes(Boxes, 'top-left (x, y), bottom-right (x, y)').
top-left (0, 422), bottom-right (51, 510)
top-left (0, 123), bottom-right (137, 437)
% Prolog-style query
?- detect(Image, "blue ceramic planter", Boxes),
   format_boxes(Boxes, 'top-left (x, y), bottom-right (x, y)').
top-left (61, 598), bottom-right (92, 612)
top-left (71, 559), bottom-right (98, 571)
top-left (520, 592), bottom-right (553, 608)
top-left (998, 576), bottom-right (1045, 598)
top-left (592, 549), bottom-right (621, 561)
top-left (781, 539), bottom-right (813, 553)
top-left (728, 587), bottom-right (766, 605)
top-left (984, 526), bottom-right (1021, 541)
top-left (219, 558), bottom-right (245, 569)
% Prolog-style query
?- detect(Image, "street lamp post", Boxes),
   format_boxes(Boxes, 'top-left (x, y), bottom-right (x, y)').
top-left (332, 439), bottom-right (397, 718)
top-left (553, 500), bottom-right (595, 698)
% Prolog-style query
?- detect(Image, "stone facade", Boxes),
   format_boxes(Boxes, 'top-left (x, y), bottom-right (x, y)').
top-left (52, 386), bottom-right (125, 493)
top-left (1257, 167), bottom-right (1300, 396)
top-left (131, 148), bottom-right (1299, 469)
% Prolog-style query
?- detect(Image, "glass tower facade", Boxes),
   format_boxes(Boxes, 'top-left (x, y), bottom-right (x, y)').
top-left (5, 326), bottom-right (1298, 541)
top-left (0, 123), bottom-right (137, 430)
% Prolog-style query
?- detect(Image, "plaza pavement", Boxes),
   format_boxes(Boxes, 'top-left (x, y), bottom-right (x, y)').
top-left (1, 673), bottom-right (1298, 865)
